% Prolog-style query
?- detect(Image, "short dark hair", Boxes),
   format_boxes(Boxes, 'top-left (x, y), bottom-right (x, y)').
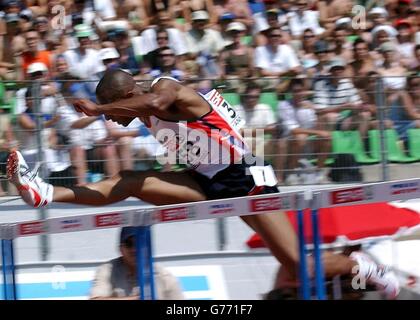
top-left (96, 69), bottom-right (135, 104)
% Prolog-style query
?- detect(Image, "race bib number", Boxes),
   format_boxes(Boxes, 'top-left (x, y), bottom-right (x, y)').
top-left (204, 89), bottom-right (245, 131)
top-left (249, 165), bottom-right (278, 187)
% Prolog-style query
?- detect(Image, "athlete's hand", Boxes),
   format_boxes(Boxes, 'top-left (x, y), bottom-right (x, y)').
top-left (73, 99), bottom-right (102, 116)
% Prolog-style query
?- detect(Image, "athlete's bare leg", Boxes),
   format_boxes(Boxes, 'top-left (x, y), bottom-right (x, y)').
top-left (51, 170), bottom-right (206, 206)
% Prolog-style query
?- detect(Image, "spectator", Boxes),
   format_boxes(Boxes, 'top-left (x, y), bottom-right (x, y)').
top-left (306, 39), bottom-right (332, 88)
top-left (233, 82), bottom-right (277, 166)
top-left (252, 0), bottom-right (289, 37)
top-left (278, 79), bottom-right (331, 185)
top-left (395, 19), bottom-right (416, 68)
top-left (297, 28), bottom-right (318, 70)
top-left (312, 57), bottom-right (371, 138)
top-left (89, 226), bottom-right (185, 300)
top-left (112, 29), bottom-right (141, 76)
top-left (143, 27), bottom-right (186, 74)
top-left (34, 16), bottom-right (49, 51)
top-left (384, 75), bottom-right (420, 142)
top-left (62, 24), bottom-right (105, 97)
top-left (99, 47), bottom-right (121, 72)
top-left (349, 39), bottom-right (376, 89)
top-left (254, 27), bottom-right (302, 92)
top-left (331, 25), bottom-right (353, 61)
top-left (21, 28), bottom-right (52, 77)
top-left (210, 0), bottom-right (253, 28)
top-left (318, 0), bottom-right (354, 32)
top-left (377, 41), bottom-right (407, 91)
top-left (149, 46), bottom-right (184, 80)
top-left (253, 7), bottom-right (290, 47)
top-left (184, 10), bottom-right (224, 78)
top-left (413, 44), bottom-right (420, 74)
top-left (15, 63), bottom-right (62, 173)
top-left (218, 21), bottom-right (255, 93)
top-left (141, 9), bottom-right (189, 60)
top-left (287, 0), bottom-right (325, 39)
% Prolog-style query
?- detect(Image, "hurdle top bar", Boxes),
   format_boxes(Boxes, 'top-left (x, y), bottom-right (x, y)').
top-left (1, 178), bottom-right (420, 240)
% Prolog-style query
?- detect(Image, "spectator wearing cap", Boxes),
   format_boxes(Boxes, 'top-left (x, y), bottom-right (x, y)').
top-left (254, 27), bottom-right (302, 93)
top-left (15, 62), bottom-right (64, 175)
top-left (219, 21), bottom-right (255, 93)
top-left (89, 227), bottom-right (185, 300)
top-left (287, 0), bottom-right (325, 39)
top-left (254, 7), bottom-right (291, 47)
top-left (377, 41), bottom-right (408, 91)
top-left (98, 47), bottom-right (121, 75)
top-left (0, 12), bottom-right (23, 81)
top-left (252, 0), bottom-right (289, 36)
top-left (370, 24), bottom-right (398, 50)
top-left (349, 38), bottom-right (376, 89)
top-left (312, 57), bottom-right (371, 138)
top-left (21, 28), bottom-right (52, 78)
top-left (34, 16), bottom-right (49, 51)
top-left (306, 39), bottom-right (331, 86)
top-left (185, 10), bottom-right (224, 78)
top-left (217, 12), bottom-right (237, 46)
top-left (395, 19), bottom-right (416, 68)
top-left (62, 24), bottom-right (105, 96)
top-left (367, 7), bottom-right (389, 30)
top-left (112, 29), bottom-right (141, 76)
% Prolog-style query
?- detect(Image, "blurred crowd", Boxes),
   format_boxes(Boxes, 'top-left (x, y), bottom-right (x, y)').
top-left (0, 0), bottom-right (420, 194)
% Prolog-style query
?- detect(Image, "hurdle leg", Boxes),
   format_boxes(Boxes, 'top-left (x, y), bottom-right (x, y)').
top-left (1, 239), bottom-right (17, 300)
top-left (297, 209), bottom-right (311, 299)
top-left (311, 193), bottom-right (327, 300)
top-left (135, 226), bottom-right (156, 300)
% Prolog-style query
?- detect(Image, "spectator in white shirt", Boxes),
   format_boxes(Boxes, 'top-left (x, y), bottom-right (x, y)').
top-left (254, 27), bottom-right (302, 92)
top-left (278, 79), bottom-right (331, 185)
top-left (234, 82), bottom-right (277, 166)
top-left (184, 10), bottom-right (225, 78)
top-left (141, 9), bottom-right (189, 58)
top-left (62, 24), bottom-right (105, 96)
top-left (287, 0), bottom-right (325, 38)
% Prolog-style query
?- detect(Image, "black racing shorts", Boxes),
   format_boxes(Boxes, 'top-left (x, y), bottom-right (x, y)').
top-left (188, 159), bottom-right (279, 200)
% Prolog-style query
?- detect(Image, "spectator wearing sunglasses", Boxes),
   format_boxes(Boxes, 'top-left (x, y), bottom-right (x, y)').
top-left (90, 227), bottom-right (185, 300)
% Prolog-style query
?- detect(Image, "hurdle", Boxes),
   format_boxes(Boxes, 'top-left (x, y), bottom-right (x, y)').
top-left (1, 177), bottom-right (420, 300)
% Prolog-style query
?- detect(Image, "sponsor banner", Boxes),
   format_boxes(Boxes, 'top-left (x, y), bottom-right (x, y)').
top-left (49, 216), bottom-right (92, 233)
top-left (158, 206), bottom-right (196, 222)
top-left (18, 221), bottom-right (45, 236)
top-left (330, 186), bottom-right (374, 205)
top-left (390, 182), bottom-right (419, 196)
top-left (208, 202), bottom-right (236, 215)
top-left (250, 196), bottom-right (288, 212)
top-left (95, 213), bottom-right (127, 228)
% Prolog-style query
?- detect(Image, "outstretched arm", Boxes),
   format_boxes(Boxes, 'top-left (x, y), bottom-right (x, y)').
top-left (73, 79), bottom-right (180, 118)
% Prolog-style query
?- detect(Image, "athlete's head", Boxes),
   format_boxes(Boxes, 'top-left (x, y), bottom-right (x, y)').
top-left (96, 69), bottom-right (144, 126)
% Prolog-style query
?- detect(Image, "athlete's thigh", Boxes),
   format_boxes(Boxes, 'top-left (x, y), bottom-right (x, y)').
top-left (127, 170), bottom-right (207, 205)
